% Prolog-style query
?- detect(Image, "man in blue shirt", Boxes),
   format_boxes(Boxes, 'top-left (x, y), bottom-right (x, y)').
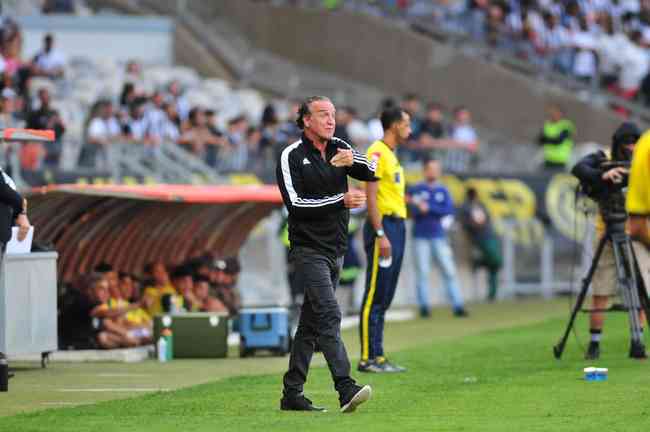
top-left (407, 159), bottom-right (468, 318)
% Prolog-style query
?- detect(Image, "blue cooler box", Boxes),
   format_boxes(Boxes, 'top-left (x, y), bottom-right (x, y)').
top-left (239, 307), bottom-right (290, 357)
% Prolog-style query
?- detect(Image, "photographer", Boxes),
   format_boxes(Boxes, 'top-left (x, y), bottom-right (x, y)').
top-left (572, 122), bottom-right (646, 360)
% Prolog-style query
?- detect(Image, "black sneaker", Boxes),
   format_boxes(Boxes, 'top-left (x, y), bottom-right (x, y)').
top-left (419, 307), bottom-right (431, 318)
top-left (376, 357), bottom-right (407, 373)
top-left (340, 384), bottom-right (372, 413)
top-left (585, 342), bottom-right (600, 360)
top-left (280, 394), bottom-right (327, 412)
top-left (357, 360), bottom-right (387, 373)
top-left (629, 342), bottom-right (648, 359)
top-left (453, 307), bottom-right (469, 318)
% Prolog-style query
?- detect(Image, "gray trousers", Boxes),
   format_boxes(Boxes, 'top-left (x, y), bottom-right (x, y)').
top-left (283, 246), bottom-right (355, 396)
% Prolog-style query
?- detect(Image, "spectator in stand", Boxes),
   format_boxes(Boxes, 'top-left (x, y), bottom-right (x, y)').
top-left (1, 18), bottom-right (22, 78)
top-left (367, 98), bottom-right (396, 143)
top-left (417, 102), bottom-right (448, 160)
top-left (612, 30), bottom-right (649, 116)
top-left (400, 94), bottom-right (424, 162)
top-left (159, 102), bottom-right (181, 144)
top-left (86, 100), bottom-right (123, 169)
top-left (167, 80), bottom-right (190, 122)
top-left (42, 0), bottom-right (76, 14)
top-left (125, 98), bottom-right (149, 144)
top-left (571, 16), bottom-right (599, 85)
top-left (259, 104), bottom-right (280, 166)
top-left (335, 106), bottom-right (354, 145)
top-left (26, 87), bottom-right (65, 166)
top-left (118, 82), bottom-right (138, 113)
top-left (179, 107), bottom-right (223, 162)
top-left (144, 91), bottom-right (168, 144)
top-left (448, 107), bottom-right (479, 172)
top-left (31, 34), bottom-right (65, 80)
top-left (541, 11), bottom-right (572, 75)
top-left (245, 125), bottom-right (263, 171)
top-left (226, 115), bottom-right (250, 171)
top-left (460, 187), bottom-right (502, 302)
top-left (538, 104), bottom-right (575, 171)
top-left (0, 88), bottom-right (23, 129)
top-left (123, 60), bottom-right (145, 95)
top-left (142, 261), bottom-right (183, 316)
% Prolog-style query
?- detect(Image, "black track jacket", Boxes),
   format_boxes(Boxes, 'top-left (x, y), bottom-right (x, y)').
top-left (277, 134), bottom-right (377, 258)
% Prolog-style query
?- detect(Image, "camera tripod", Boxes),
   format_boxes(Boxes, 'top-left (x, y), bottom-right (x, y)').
top-left (553, 219), bottom-right (650, 359)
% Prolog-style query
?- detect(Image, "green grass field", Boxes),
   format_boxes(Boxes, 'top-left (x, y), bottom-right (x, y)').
top-left (1, 299), bottom-right (649, 431)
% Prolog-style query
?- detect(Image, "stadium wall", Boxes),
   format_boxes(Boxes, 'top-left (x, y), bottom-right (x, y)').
top-left (194, 0), bottom-right (621, 146)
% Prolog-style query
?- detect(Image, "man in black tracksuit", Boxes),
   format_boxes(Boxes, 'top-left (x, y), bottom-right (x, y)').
top-left (277, 96), bottom-right (377, 413)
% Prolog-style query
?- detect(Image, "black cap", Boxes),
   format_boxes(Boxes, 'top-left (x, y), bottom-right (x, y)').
top-left (612, 122), bottom-right (641, 160)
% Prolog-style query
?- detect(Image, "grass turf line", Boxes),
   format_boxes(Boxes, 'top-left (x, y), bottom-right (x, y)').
top-left (1, 310), bottom-right (649, 432)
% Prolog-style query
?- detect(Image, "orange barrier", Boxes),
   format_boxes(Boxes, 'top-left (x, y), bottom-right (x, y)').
top-left (27, 185), bottom-right (283, 283)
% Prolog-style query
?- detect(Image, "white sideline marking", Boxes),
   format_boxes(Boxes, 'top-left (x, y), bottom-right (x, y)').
top-left (57, 388), bottom-right (169, 393)
top-left (41, 402), bottom-right (93, 406)
top-left (96, 373), bottom-right (152, 378)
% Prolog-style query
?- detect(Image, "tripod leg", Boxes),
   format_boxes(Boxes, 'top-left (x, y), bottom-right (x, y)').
top-left (631, 243), bottom-right (650, 327)
top-left (612, 234), bottom-right (644, 347)
top-left (554, 235), bottom-right (609, 359)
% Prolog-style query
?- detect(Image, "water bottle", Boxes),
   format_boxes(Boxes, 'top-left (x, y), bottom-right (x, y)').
top-left (0, 358), bottom-right (8, 392)
top-left (583, 367), bottom-right (597, 381)
top-left (595, 368), bottom-right (608, 381)
top-left (378, 256), bottom-right (393, 268)
top-left (162, 328), bottom-right (173, 361)
top-left (157, 336), bottom-right (168, 362)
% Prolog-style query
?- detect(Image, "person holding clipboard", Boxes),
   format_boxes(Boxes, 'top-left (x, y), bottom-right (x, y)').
top-left (0, 167), bottom-right (31, 381)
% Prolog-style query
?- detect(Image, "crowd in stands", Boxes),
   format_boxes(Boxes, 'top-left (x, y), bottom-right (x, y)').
top-left (313, 0), bottom-right (650, 112)
top-left (0, 19), bottom-right (68, 172)
top-left (60, 256), bottom-right (242, 350)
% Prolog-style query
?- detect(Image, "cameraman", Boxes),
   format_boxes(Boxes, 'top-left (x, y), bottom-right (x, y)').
top-left (572, 122), bottom-right (647, 360)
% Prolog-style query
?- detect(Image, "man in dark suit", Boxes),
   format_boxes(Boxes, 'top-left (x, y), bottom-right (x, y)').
top-left (0, 169), bottom-right (31, 376)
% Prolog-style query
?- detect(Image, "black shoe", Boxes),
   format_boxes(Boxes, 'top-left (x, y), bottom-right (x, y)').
top-left (453, 307), bottom-right (469, 317)
top-left (376, 357), bottom-right (407, 373)
top-left (340, 384), bottom-right (372, 413)
top-left (280, 394), bottom-right (327, 412)
top-left (357, 360), bottom-right (388, 373)
top-left (8, 371), bottom-right (14, 379)
top-left (419, 307), bottom-right (431, 318)
top-left (629, 342), bottom-right (647, 359)
top-left (585, 342), bottom-right (600, 360)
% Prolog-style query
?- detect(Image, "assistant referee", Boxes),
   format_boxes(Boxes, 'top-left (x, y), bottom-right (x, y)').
top-left (359, 107), bottom-right (411, 373)
top-left (277, 96), bottom-right (377, 413)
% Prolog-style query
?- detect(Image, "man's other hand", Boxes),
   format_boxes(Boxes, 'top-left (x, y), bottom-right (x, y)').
top-left (378, 236), bottom-right (392, 259)
top-left (344, 189), bottom-right (366, 208)
top-left (330, 148), bottom-right (354, 167)
top-left (602, 167), bottom-right (628, 184)
top-left (16, 214), bottom-right (30, 241)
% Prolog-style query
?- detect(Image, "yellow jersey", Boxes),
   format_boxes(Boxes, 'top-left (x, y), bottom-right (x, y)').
top-left (107, 297), bottom-right (152, 326)
top-left (367, 140), bottom-right (406, 218)
top-left (143, 284), bottom-right (182, 316)
top-left (627, 130), bottom-right (650, 215)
